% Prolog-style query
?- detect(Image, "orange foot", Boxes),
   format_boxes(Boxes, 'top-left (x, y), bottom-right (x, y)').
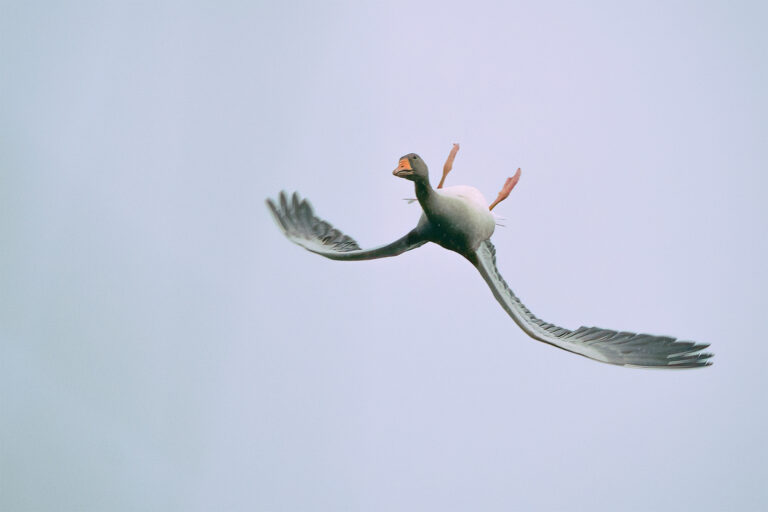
top-left (437, 143), bottom-right (460, 189)
top-left (489, 168), bottom-right (521, 211)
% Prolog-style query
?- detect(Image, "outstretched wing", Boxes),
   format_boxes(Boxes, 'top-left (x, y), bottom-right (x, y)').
top-left (267, 191), bottom-right (427, 261)
top-left (472, 240), bottom-right (712, 368)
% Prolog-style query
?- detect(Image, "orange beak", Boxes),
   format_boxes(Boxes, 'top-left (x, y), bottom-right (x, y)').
top-left (393, 158), bottom-right (413, 177)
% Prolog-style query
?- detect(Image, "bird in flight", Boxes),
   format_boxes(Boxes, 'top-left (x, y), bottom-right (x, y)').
top-left (267, 144), bottom-right (712, 369)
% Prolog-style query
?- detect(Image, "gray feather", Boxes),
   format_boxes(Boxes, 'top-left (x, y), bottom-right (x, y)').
top-left (266, 191), bottom-right (426, 261)
top-left (473, 240), bottom-right (712, 368)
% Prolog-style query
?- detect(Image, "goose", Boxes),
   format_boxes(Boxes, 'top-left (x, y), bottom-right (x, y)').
top-left (266, 145), bottom-right (713, 369)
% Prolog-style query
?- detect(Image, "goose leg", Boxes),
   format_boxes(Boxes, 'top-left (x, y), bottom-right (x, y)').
top-left (437, 143), bottom-right (460, 189)
top-left (489, 168), bottom-right (521, 211)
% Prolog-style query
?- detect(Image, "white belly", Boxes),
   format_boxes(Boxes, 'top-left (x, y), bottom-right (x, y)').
top-left (437, 185), bottom-right (491, 210)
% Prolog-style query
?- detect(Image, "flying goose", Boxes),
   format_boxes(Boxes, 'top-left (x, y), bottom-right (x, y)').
top-left (266, 145), bottom-right (712, 369)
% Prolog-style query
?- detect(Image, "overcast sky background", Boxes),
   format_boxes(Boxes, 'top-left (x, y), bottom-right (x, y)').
top-left (2, 1), bottom-right (767, 510)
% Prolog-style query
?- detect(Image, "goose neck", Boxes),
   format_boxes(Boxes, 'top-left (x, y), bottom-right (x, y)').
top-left (415, 179), bottom-right (435, 211)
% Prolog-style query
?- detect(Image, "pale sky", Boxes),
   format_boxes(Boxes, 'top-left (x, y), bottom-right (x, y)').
top-left (2, 1), bottom-right (767, 510)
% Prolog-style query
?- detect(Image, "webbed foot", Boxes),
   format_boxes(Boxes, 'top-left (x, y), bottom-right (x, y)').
top-left (437, 143), bottom-right (460, 189)
top-left (489, 168), bottom-right (521, 211)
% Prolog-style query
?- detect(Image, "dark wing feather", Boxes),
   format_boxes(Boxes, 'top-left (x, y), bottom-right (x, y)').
top-left (472, 240), bottom-right (712, 368)
top-left (267, 191), bottom-right (427, 261)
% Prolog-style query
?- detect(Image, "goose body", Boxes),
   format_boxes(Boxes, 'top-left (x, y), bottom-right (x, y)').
top-left (267, 150), bottom-right (713, 369)
top-left (418, 185), bottom-right (496, 254)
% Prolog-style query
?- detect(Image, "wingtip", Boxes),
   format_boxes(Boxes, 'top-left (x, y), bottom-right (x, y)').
top-left (669, 350), bottom-right (714, 369)
top-left (267, 192), bottom-right (297, 235)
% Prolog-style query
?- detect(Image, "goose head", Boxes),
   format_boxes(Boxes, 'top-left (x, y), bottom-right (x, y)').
top-left (392, 153), bottom-right (429, 183)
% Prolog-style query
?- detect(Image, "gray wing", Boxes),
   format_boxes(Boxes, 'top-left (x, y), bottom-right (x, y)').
top-left (473, 240), bottom-right (713, 368)
top-left (267, 191), bottom-right (427, 261)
